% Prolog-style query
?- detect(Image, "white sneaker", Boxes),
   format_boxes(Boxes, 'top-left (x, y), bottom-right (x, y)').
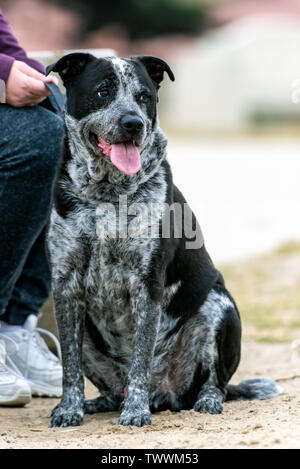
top-left (0, 315), bottom-right (63, 397)
top-left (0, 339), bottom-right (31, 406)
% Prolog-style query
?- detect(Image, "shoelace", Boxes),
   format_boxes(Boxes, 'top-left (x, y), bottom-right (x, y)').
top-left (0, 327), bottom-right (62, 379)
top-left (0, 335), bottom-right (25, 378)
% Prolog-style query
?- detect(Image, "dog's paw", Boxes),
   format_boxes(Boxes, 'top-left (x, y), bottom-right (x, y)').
top-left (118, 408), bottom-right (152, 427)
top-left (193, 397), bottom-right (223, 414)
top-left (51, 403), bottom-right (84, 427)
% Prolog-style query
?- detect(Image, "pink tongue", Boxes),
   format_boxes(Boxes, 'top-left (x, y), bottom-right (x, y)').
top-left (110, 142), bottom-right (141, 175)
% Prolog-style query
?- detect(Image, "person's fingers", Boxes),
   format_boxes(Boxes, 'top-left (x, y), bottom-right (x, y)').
top-left (6, 62), bottom-right (54, 107)
top-left (17, 61), bottom-right (59, 87)
top-left (44, 75), bottom-right (59, 86)
top-left (37, 96), bottom-right (48, 104)
top-left (25, 76), bottom-right (51, 97)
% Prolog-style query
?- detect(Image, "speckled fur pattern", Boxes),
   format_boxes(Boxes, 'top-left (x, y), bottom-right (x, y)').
top-left (47, 54), bottom-right (281, 428)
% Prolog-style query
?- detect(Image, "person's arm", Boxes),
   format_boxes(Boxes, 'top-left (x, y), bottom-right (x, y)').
top-left (0, 9), bottom-right (58, 106)
top-left (0, 10), bottom-right (45, 82)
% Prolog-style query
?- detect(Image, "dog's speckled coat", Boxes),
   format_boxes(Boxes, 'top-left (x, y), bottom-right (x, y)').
top-left (46, 53), bottom-right (281, 427)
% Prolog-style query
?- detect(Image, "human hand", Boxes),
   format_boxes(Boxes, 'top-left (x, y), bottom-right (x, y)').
top-left (5, 60), bottom-right (59, 107)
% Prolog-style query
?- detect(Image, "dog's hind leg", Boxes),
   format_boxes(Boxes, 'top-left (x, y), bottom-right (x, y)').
top-left (194, 385), bottom-right (224, 414)
top-left (192, 287), bottom-right (241, 414)
top-left (151, 286), bottom-right (241, 414)
top-left (192, 287), bottom-right (281, 409)
top-left (169, 286), bottom-right (280, 413)
top-left (84, 394), bottom-right (122, 414)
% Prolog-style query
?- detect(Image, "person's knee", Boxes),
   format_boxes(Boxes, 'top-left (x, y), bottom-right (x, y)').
top-left (0, 105), bottom-right (64, 201)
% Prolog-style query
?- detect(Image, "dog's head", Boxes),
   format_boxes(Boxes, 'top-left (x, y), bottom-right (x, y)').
top-left (47, 53), bottom-right (174, 176)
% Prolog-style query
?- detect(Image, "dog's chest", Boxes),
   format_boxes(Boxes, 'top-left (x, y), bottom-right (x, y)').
top-left (83, 191), bottom-right (165, 334)
top-left (82, 213), bottom-right (157, 349)
top-left (86, 234), bottom-right (155, 311)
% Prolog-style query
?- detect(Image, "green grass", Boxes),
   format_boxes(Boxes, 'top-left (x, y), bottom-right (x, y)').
top-left (274, 240), bottom-right (300, 255)
top-left (219, 240), bottom-right (300, 343)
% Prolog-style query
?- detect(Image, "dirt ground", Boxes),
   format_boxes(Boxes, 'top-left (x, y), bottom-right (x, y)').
top-left (0, 340), bottom-right (299, 449)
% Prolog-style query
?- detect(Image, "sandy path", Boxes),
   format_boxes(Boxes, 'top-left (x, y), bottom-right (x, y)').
top-left (0, 341), bottom-right (299, 449)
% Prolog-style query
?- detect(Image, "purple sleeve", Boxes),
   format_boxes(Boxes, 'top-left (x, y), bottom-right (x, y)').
top-left (0, 9), bottom-right (45, 83)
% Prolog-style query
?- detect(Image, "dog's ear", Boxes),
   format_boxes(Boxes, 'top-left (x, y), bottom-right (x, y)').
top-left (133, 56), bottom-right (175, 88)
top-left (46, 52), bottom-right (95, 85)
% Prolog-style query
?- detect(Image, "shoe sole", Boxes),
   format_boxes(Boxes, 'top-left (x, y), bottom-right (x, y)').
top-left (28, 380), bottom-right (62, 398)
top-left (0, 389), bottom-right (31, 407)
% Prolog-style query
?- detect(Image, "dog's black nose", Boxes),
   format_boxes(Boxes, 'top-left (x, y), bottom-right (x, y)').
top-left (120, 115), bottom-right (144, 136)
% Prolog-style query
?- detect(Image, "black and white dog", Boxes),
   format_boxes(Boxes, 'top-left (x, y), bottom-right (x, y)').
top-left (46, 53), bottom-right (281, 427)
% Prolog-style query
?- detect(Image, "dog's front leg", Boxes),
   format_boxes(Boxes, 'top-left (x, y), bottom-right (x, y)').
top-left (119, 296), bottom-right (160, 427)
top-left (50, 276), bottom-right (86, 427)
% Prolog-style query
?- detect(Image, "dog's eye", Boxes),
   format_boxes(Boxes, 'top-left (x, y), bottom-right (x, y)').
top-left (97, 89), bottom-right (109, 98)
top-left (139, 92), bottom-right (151, 104)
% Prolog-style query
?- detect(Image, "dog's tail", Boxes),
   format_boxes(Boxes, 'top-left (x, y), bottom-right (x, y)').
top-left (225, 378), bottom-right (283, 401)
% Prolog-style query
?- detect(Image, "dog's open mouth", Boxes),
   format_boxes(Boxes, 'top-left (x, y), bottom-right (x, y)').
top-left (89, 132), bottom-right (141, 175)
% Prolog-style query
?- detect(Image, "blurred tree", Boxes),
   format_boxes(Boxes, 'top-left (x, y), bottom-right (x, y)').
top-left (45, 0), bottom-right (209, 39)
